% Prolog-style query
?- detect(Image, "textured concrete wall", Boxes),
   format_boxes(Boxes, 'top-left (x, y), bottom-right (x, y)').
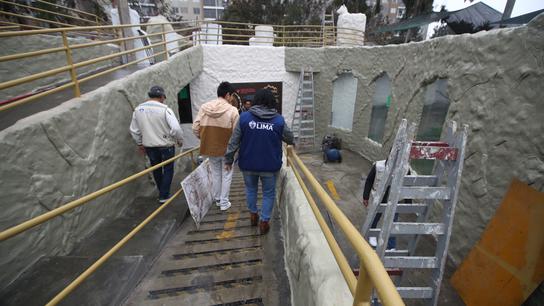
top-left (0, 34), bottom-right (120, 100)
top-left (0, 46), bottom-right (203, 288)
top-left (277, 166), bottom-right (352, 306)
top-left (189, 45), bottom-right (299, 135)
top-left (285, 15), bottom-right (544, 266)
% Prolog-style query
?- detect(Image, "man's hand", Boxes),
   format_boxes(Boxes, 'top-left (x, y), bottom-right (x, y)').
top-left (137, 145), bottom-right (146, 156)
top-left (224, 163), bottom-right (232, 172)
top-left (363, 199), bottom-right (369, 207)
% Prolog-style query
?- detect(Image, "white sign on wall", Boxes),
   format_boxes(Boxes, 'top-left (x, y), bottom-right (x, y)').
top-left (181, 159), bottom-right (214, 229)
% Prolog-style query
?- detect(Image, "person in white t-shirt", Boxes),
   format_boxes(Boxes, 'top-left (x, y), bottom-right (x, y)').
top-left (129, 86), bottom-right (183, 203)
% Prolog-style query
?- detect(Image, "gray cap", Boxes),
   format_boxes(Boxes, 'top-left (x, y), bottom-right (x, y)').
top-left (148, 86), bottom-right (166, 98)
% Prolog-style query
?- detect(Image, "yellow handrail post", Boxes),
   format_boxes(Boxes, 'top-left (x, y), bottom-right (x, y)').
top-left (353, 261), bottom-right (373, 306)
top-left (61, 31), bottom-right (81, 97)
top-left (161, 24), bottom-right (169, 60)
top-left (286, 145), bottom-right (293, 167)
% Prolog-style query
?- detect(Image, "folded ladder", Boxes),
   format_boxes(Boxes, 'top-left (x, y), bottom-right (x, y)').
top-left (361, 119), bottom-right (468, 305)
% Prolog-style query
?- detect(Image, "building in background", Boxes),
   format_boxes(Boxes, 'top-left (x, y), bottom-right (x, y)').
top-left (171, 0), bottom-right (203, 20)
top-left (202, 0), bottom-right (227, 20)
top-left (129, 0), bottom-right (159, 20)
top-left (367, 0), bottom-right (406, 24)
top-left (170, 0), bottom-right (228, 21)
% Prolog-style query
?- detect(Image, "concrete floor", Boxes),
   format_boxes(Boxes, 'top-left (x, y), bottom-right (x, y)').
top-left (299, 150), bottom-right (465, 306)
top-left (123, 171), bottom-right (291, 306)
top-left (0, 65), bottom-right (143, 131)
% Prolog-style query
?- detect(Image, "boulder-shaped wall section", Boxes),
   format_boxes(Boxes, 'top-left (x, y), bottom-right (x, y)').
top-left (0, 46), bottom-right (203, 288)
top-left (285, 14), bottom-right (544, 266)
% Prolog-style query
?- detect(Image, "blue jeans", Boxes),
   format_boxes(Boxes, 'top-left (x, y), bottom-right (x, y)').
top-left (145, 146), bottom-right (175, 200)
top-left (371, 212), bottom-right (398, 249)
top-left (243, 173), bottom-right (277, 222)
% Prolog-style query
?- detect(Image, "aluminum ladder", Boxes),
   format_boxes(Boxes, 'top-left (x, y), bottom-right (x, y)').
top-left (291, 69), bottom-right (316, 152)
top-left (361, 119), bottom-right (468, 305)
top-left (322, 12), bottom-right (335, 46)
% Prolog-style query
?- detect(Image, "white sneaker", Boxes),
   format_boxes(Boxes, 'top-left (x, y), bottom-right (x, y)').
top-left (215, 200), bottom-right (221, 207)
top-left (369, 237), bottom-right (378, 248)
top-left (220, 201), bottom-right (231, 211)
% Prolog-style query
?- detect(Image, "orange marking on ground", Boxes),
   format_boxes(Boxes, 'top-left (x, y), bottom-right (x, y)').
top-left (215, 211), bottom-right (240, 240)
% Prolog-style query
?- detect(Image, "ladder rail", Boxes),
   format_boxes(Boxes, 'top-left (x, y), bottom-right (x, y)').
top-left (361, 120), bottom-right (408, 236)
top-left (429, 123), bottom-right (468, 306)
top-left (375, 123), bottom-right (416, 258)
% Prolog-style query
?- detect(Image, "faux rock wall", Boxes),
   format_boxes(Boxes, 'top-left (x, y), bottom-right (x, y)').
top-left (0, 46), bottom-right (203, 288)
top-left (277, 166), bottom-right (352, 306)
top-left (189, 45), bottom-right (299, 132)
top-left (0, 34), bottom-right (120, 100)
top-left (285, 15), bottom-right (544, 266)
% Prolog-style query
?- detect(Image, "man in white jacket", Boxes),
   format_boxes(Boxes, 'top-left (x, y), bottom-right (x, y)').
top-left (130, 86), bottom-right (184, 203)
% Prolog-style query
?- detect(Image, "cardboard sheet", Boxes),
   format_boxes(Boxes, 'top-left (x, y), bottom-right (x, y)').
top-left (451, 179), bottom-right (544, 306)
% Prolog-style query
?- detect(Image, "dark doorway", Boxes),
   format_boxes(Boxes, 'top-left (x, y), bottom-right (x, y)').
top-left (231, 82), bottom-right (283, 114)
top-left (178, 85), bottom-right (193, 123)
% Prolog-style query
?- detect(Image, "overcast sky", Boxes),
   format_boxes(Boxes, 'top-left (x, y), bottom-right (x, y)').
top-left (432, 0), bottom-right (544, 17)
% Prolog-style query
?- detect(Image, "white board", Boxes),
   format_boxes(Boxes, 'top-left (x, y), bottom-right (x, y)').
top-left (181, 159), bottom-right (214, 229)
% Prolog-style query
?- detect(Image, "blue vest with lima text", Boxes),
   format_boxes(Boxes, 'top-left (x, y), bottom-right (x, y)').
top-left (239, 112), bottom-right (284, 172)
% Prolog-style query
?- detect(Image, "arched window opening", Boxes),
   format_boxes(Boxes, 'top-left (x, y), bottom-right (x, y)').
top-left (368, 74), bottom-right (391, 143)
top-left (413, 78), bottom-right (450, 174)
top-left (331, 73), bottom-right (358, 130)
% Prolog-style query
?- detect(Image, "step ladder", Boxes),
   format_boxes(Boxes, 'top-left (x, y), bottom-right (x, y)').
top-left (291, 69), bottom-right (316, 152)
top-left (322, 12), bottom-right (335, 46)
top-left (361, 119), bottom-right (468, 305)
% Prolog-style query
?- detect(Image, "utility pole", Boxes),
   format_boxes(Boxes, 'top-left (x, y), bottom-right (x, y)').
top-left (117, 0), bottom-right (135, 63)
top-left (501, 0), bottom-right (516, 25)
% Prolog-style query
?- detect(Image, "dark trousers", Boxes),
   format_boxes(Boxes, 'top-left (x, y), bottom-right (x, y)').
top-left (145, 146), bottom-right (175, 200)
top-left (371, 212), bottom-right (398, 249)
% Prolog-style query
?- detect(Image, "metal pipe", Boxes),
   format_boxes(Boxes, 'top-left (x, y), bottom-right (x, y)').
top-left (352, 262), bottom-right (373, 306)
top-left (0, 0), bottom-right (100, 25)
top-left (34, 0), bottom-right (102, 20)
top-left (61, 31), bottom-right (80, 97)
top-left (0, 46), bottom-right (67, 63)
top-left (46, 188), bottom-right (184, 306)
top-left (287, 156), bottom-right (357, 293)
top-left (0, 10), bottom-right (75, 28)
top-left (78, 51), bottom-right (166, 84)
top-left (0, 147), bottom-right (199, 241)
top-left (0, 82), bottom-right (74, 112)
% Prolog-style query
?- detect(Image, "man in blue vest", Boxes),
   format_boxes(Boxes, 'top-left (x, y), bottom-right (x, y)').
top-left (225, 89), bottom-right (294, 235)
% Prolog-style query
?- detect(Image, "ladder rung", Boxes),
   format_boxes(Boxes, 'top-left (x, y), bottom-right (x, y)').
top-left (412, 141), bottom-right (449, 147)
top-left (384, 256), bottom-right (438, 269)
top-left (296, 135), bottom-right (314, 139)
top-left (403, 175), bottom-right (438, 186)
top-left (377, 203), bottom-right (427, 214)
top-left (391, 222), bottom-right (445, 235)
top-left (410, 146), bottom-right (458, 161)
top-left (397, 287), bottom-right (434, 299)
top-left (301, 97), bottom-right (313, 101)
top-left (385, 249), bottom-right (409, 256)
top-left (300, 120), bottom-right (313, 124)
top-left (400, 187), bottom-right (450, 200)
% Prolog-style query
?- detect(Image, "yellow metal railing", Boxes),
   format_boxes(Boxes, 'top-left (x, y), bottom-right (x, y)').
top-left (0, 0), bottom-right (105, 28)
top-left (286, 146), bottom-right (404, 306)
top-left (0, 147), bottom-right (199, 241)
top-left (0, 19), bottom-right (364, 113)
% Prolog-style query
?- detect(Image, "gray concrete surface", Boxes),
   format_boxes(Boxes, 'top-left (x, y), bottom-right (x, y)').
top-left (0, 34), bottom-right (120, 100)
top-left (0, 45), bottom-right (203, 289)
top-left (285, 14), bottom-right (544, 270)
top-left (124, 172), bottom-right (291, 306)
top-left (277, 162), bottom-right (353, 306)
top-left (0, 65), bottom-right (142, 131)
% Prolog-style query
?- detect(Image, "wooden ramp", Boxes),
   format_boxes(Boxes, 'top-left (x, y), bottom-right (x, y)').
top-left (124, 172), bottom-right (288, 306)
